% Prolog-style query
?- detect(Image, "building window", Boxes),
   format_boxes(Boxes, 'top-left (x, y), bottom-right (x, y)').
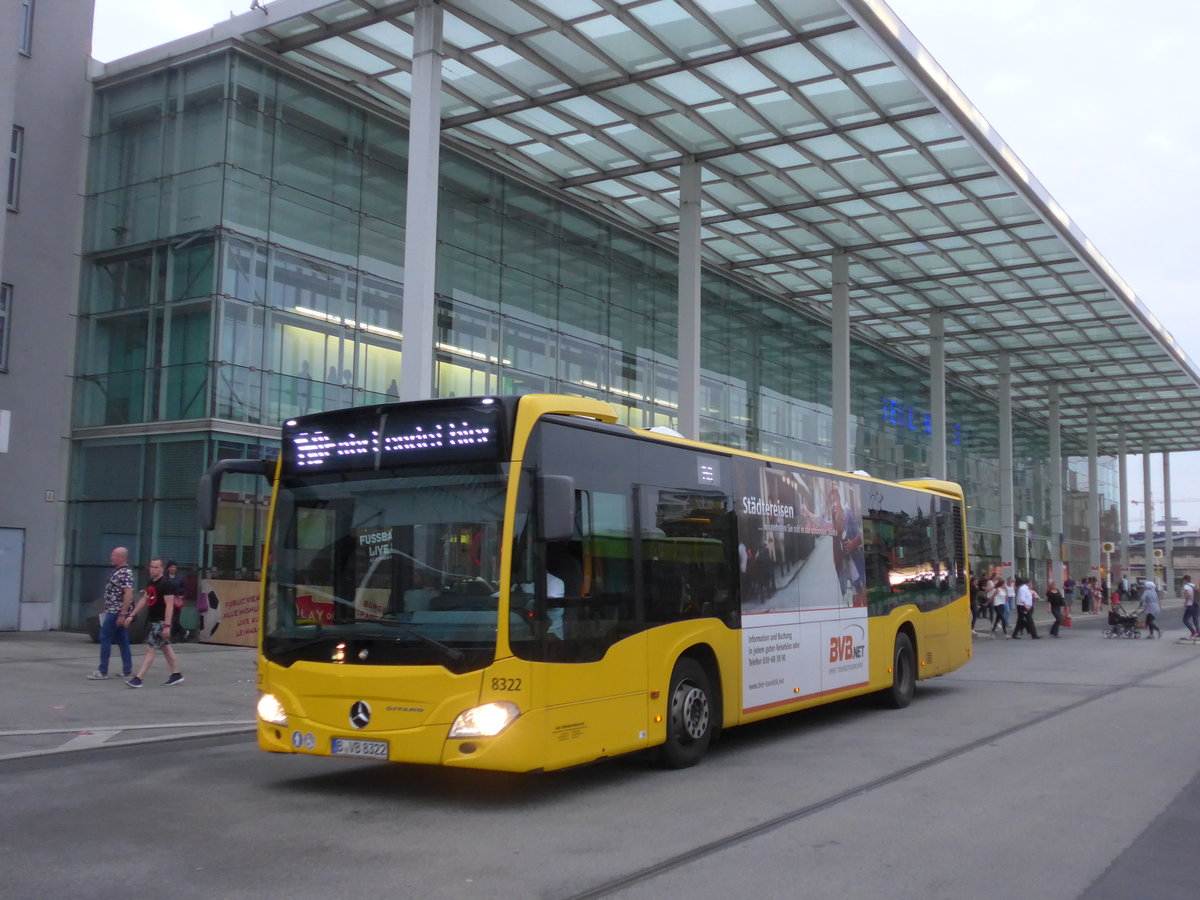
top-left (19, 0), bottom-right (35, 55)
top-left (0, 283), bottom-right (11, 371)
top-left (7, 126), bottom-right (23, 211)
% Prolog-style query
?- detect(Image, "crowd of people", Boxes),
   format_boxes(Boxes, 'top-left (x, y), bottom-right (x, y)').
top-left (968, 567), bottom-right (1196, 640)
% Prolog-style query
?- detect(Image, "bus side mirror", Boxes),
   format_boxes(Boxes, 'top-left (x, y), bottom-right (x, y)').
top-left (197, 458), bottom-right (275, 531)
top-left (537, 475), bottom-right (576, 542)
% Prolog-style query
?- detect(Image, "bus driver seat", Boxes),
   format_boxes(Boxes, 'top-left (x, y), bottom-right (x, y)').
top-left (545, 543), bottom-right (582, 639)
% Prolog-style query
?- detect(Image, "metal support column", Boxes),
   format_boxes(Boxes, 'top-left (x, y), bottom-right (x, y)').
top-left (1164, 453), bottom-right (1174, 594)
top-left (1048, 384), bottom-right (1063, 585)
top-left (1087, 404), bottom-right (1101, 585)
top-left (398, 1), bottom-right (444, 401)
top-left (929, 312), bottom-right (947, 480)
top-left (998, 354), bottom-right (1014, 583)
top-left (676, 158), bottom-right (701, 440)
top-left (1118, 435), bottom-right (1129, 584)
top-left (1143, 448), bottom-right (1154, 582)
top-left (831, 251), bottom-right (851, 471)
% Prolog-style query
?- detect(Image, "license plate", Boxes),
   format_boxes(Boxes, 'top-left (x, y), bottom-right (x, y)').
top-left (331, 737), bottom-right (389, 759)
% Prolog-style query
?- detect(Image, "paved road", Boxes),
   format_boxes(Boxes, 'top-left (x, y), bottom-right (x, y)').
top-left (0, 631), bottom-right (257, 760)
top-left (2, 612), bottom-right (1198, 899)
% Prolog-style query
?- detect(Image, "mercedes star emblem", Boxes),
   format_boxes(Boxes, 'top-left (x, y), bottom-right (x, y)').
top-left (349, 700), bottom-right (371, 729)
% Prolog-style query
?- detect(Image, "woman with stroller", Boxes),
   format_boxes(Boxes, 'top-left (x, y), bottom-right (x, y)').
top-left (1045, 581), bottom-right (1066, 637)
top-left (1141, 578), bottom-right (1162, 638)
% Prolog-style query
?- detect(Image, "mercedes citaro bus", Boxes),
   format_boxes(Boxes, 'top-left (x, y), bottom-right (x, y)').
top-left (198, 394), bottom-right (971, 772)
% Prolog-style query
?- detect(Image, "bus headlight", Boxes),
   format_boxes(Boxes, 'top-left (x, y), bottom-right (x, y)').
top-left (449, 701), bottom-right (519, 738)
top-left (257, 692), bottom-right (288, 726)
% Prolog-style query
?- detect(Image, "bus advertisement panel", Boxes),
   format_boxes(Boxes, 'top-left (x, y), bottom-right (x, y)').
top-left (735, 461), bottom-right (869, 711)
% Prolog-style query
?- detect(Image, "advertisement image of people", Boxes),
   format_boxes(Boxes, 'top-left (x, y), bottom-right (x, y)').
top-left (735, 460), bottom-right (870, 712)
top-left (735, 463), bottom-right (867, 614)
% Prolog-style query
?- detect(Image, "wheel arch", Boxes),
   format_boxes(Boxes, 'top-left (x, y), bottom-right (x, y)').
top-left (896, 620), bottom-right (918, 678)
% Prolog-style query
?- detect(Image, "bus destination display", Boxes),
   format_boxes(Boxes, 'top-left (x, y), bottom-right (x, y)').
top-left (284, 404), bottom-right (501, 473)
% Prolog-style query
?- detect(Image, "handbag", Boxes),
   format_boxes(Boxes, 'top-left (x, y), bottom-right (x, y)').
top-left (1062, 609), bottom-right (1073, 627)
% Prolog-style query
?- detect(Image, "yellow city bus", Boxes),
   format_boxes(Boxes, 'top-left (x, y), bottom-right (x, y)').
top-left (198, 394), bottom-right (971, 772)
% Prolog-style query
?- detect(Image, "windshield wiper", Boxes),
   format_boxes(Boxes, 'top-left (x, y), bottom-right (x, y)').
top-left (267, 623), bottom-right (465, 666)
top-left (264, 630), bottom-right (342, 662)
top-left (370, 616), bottom-right (465, 663)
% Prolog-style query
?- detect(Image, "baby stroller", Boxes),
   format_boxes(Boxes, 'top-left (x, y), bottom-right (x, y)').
top-left (1103, 600), bottom-right (1142, 639)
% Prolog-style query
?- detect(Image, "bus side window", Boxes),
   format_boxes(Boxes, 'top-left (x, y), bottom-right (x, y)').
top-left (639, 484), bottom-right (737, 627)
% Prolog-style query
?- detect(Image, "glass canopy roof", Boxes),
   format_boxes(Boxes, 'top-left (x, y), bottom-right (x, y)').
top-left (110, 0), bottom-right (1200, 452)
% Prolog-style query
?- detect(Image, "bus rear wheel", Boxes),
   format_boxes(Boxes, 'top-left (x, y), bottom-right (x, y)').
top-left (880, 632), bottom-right (915, 709)
top-left (660, 658), bottom-right (713, 768)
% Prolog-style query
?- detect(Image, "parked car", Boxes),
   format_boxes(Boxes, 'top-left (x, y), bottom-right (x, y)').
top-left (84, 597), bottom-right (149, 644)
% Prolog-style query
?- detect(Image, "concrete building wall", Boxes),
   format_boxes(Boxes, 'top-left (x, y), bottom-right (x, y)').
top-left (0, 0), bottom-right (95, 629)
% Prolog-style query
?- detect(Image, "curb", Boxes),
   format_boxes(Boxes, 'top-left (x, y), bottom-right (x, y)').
top-left (0, 723), bottom-right (255, 762)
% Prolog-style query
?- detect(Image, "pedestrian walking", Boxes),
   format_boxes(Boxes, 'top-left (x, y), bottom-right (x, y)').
top-left (1140, 578), bottom-right (1162, 639)
top-left (988, 572), bottom-right (1009, 635)
top-left (1182, 575), bottom-right (1199, 638)
top-left (1011, 576), bottom-right (1040, 639)
top-left (87, 546), bottom-right (135, 680)
top-left (1079, 578), bottom-right (1093, 614)
top-left (971, 575), bottom-right (989, 629)
top-left (1005, 576), bottom-right (1016, 622)
top-left (165, 560), bottom-right (188, 641)
top-left (1045, 581), bottom-right (1066, 637)
top-left (125, 558), bottom-right (185, 688)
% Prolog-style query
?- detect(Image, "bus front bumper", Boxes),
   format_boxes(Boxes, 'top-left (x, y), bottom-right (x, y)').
top-left (257, 707), bottom-right (549, 772)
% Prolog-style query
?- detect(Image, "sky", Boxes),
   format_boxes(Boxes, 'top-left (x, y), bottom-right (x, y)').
top-left (90, 0), bottom-right (1200, 527)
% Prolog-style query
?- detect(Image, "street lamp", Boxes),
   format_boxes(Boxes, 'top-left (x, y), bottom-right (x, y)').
top-left (1016, 515), bottom-right (1034, 579)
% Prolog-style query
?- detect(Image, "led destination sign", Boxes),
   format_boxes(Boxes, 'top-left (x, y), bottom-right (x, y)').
top-left (292, 421), bottom-right (493, 467)
top-left (283, 401), bottom-right (503, 474)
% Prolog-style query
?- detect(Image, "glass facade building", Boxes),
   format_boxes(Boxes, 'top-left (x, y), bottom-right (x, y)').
top-left (64, 50), bottom-right (1117, 625)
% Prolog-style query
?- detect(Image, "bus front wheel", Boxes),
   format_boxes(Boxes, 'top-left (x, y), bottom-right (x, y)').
top-left (881, 632), bottom-right (916, 709)
top-left (661, 658), bottom-right (713, 768)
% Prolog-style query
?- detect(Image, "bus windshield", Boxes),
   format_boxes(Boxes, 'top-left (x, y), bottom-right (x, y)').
top-left (264, 465), bottom-right (511, 672)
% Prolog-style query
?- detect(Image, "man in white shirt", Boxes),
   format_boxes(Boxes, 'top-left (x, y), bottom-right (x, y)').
top-left (1011, 577), bottom-right (1040, 639)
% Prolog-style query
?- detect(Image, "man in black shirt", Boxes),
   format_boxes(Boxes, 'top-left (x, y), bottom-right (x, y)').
top-left (125, 558), bottom-right (184, 688)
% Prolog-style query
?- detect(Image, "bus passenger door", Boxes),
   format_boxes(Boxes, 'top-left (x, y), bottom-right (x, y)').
top-left (527, 467), bottom-right (649, 768)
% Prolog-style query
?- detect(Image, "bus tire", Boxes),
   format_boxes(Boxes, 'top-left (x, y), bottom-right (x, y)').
top-left (880, 632), bottom-right (915, 709)
top-left (660, 658), bottom-right (714, 768)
